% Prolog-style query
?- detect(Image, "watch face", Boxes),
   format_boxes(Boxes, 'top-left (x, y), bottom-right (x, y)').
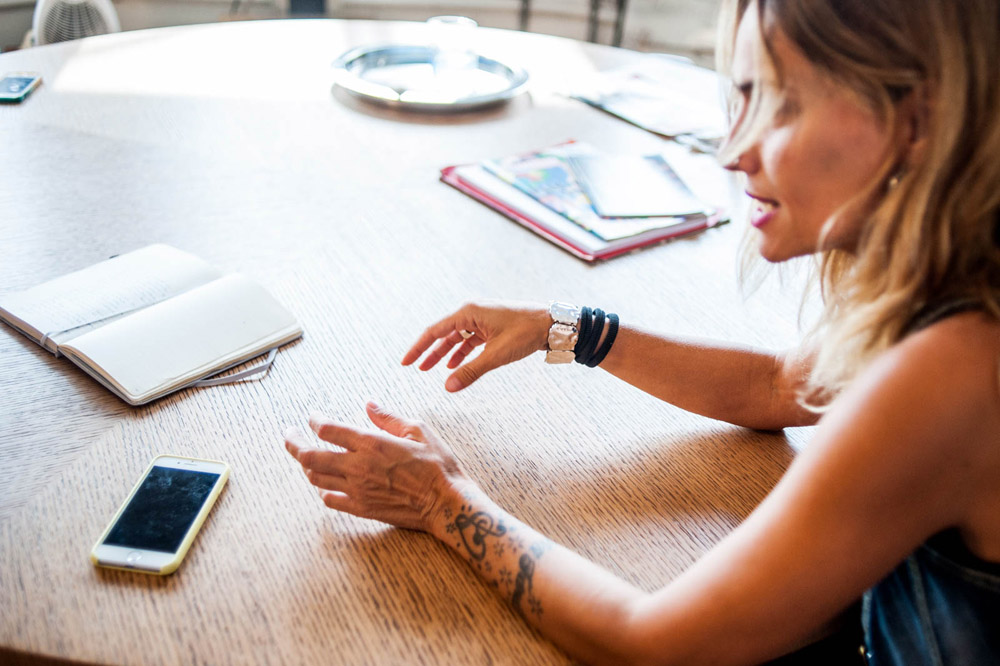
top-left (549, 302), bottom-right (581, 325)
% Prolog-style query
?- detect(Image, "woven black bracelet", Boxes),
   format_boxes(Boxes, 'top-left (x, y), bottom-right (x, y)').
top-left (574, 306), bottom-right (593, 361)
top-left (576, 308), bottom-right (605, 365)
top-left (587, 312), bottom-right (619, 367)
top-left (581, 308), bottom-right (605, 364)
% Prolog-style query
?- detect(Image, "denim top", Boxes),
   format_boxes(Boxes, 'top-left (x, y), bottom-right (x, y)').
top-left (863, 530), bottom-right (1000, 665)
top-left (862, 299), bottom-right (1000, 665)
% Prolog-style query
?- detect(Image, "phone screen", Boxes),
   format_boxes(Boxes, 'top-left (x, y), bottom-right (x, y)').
top-left (0, 74), bottom-right (40, 103)
top-left (1, 76), bottom-right (38, 94)
top-left (102, 466), bottom-right (221, 554)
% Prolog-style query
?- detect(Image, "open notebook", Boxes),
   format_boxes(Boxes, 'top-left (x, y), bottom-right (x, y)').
top-left (0, 245), bottom-right (302, 405)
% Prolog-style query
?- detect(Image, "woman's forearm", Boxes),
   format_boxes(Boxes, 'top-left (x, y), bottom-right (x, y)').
top-left (401, 301), bottom-right (816, 429)
top-left (597, 325), bottom-right (817, 430)
top-left (431, 481), bottom-right (651, 665)
top-left (289, 407), bottom-right (669, 663)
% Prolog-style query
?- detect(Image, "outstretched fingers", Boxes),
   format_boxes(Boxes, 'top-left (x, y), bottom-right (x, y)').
top-left (366, 402), bottom-right (425, 441)
top-left (284, 426), bottom-right (311, 458)
top-left (418, 334), bottom-right (462, 370)
top-left (285, 431), bottom-right (352, 475)
top-left (304, 467), bottom-right (348, 492)
top-left (446, 336), bottom-right (481, 369)
top-left (423, 330), bottom-right (485, 371)
top-left (308, 412), bottom-right (365, 451)
top-left (319, 490), bottom-right (366, 518)
top-left (444, 347), bottom-right (503, 392)
top-left (402, 328), bottom-right (439, 367)
top-left (401, 318), bottom-right (455, 367)
top-left (402, 309), bottom-right (480, 369)
top-left (284, 404), bottom-right (462, 533)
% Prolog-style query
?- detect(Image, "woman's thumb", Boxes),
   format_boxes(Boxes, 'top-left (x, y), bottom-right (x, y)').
top-left (445, 353), bottom-right (499, 392)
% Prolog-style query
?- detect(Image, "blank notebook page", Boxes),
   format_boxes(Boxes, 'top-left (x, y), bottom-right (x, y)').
top-left (61, 273), bottom-right (300, 401)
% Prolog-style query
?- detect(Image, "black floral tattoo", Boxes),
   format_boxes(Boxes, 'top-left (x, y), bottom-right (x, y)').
top-left (451, 511), bottom-right (507, 561)
top-left (510, 539), bottom-right (552, 618)
top-left (528, 596), bottom-right (543, 617)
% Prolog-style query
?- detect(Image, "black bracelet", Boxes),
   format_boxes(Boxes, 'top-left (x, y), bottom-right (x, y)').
top-left (576, 308), bottom-right (605, 365)
top-left (587, 312), bottom-right (619, 367)
top-left (574, 306), bottom-right (593, 360)
top-left (585, 308), bottom-right (606, 364)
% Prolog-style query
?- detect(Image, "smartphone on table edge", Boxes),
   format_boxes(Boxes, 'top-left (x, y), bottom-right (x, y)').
top-left (0, 73), bottom-right (42, 103)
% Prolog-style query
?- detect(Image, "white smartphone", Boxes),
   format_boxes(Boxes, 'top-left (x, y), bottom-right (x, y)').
top-left (0, 72), bottom-right (42, 103)
top-left (90, 455), bottom-right (229, 575)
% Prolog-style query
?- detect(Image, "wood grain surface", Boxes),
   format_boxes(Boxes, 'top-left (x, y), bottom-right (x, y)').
top-left (0, 20), bottom-right (816, 664)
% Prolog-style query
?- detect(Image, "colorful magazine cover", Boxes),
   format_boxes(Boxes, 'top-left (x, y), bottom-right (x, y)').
top-left (482, 141), bottom-right (710, 242)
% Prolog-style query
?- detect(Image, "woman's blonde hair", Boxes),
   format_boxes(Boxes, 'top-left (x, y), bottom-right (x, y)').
top-left (716, 0), bottom-right (1000, 409)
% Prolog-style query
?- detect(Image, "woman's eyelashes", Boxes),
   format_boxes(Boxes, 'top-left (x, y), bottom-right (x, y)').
top-left (774, 93), bottom-right (801, 124)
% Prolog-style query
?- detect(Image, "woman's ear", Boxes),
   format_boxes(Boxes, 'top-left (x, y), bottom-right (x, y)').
top-left (897, 84), bottom-right (932, 169)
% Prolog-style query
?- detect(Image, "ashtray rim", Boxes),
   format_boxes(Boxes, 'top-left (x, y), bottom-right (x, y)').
top-left (332, 43), bottom-right (530, 112)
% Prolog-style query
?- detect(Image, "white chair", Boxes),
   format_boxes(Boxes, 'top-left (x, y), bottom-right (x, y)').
top-left (22, 0), bottom-right (120, 48)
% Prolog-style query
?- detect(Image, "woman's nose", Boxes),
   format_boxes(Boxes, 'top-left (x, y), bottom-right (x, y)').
top-left (724, 148), bottom-right (760, 175)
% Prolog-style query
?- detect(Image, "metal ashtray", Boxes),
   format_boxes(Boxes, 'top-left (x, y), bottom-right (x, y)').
top-left (332, 43), bottom-right (529, 112)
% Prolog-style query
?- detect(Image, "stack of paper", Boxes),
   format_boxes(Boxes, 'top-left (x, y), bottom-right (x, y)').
top-left (441, 141), bottom-right (728, 261)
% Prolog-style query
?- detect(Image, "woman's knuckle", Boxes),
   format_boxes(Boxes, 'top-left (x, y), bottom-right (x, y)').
top-left (370, 438), bottom-right (388, 455)
top-left (405, 421), bottom-right (427, 438)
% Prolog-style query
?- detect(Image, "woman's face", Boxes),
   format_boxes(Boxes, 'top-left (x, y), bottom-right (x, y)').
top-left (725, 9), bottom-right (903, 262)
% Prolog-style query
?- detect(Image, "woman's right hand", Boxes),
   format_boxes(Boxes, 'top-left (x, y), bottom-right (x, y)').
top-left (402, 301), bottom-right (551, 392)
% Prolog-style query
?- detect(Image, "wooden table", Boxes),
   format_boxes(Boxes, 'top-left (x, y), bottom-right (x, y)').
top-left (0, 20), bottom-right (814, 664)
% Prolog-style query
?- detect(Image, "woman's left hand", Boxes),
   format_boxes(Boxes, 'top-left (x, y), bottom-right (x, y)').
top-left (284, 402), bottom-right (470, 532)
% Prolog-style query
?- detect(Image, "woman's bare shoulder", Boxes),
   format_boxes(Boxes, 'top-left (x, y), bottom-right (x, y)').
top-left (813, 310), bottom-right (1000, 506)
top-left (892, 310), bottom-right (1000, 397)
top-left (873, 311), bottom-right (1000, 558)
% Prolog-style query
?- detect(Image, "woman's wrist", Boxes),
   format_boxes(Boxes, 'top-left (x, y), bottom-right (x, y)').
top-left (427, 475), bottom-right (487, 540)
top-left (541, 301), bottom-right (620, 366)
top-left (532, 305), bottom-right (553, 351)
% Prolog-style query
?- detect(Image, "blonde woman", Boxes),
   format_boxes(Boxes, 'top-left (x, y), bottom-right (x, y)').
top-left (284, 0), bottom-right (1000, 663)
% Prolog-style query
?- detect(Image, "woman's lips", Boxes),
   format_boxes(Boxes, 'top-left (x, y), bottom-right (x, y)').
top-left (747, 193), bottom-right (779, 229)
top-left (750, 200), bottom-right (777, 228)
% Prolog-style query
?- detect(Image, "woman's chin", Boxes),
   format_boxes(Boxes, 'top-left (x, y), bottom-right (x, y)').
top-left (755, 238), bottom-right (790, 263)
top-left (755, 232), bottom-right (817, 263)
